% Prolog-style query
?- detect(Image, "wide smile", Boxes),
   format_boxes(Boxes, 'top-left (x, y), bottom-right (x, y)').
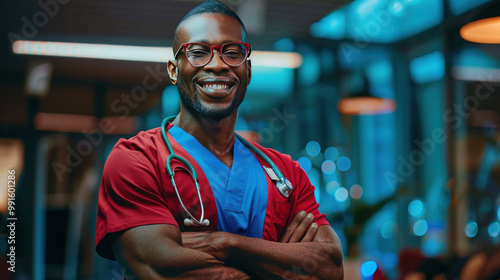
top-left (195, 77), bottom-right (236, 98)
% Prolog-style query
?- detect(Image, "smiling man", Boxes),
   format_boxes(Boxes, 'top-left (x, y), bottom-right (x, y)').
top-left (95, 1), bottom-right (343, 279)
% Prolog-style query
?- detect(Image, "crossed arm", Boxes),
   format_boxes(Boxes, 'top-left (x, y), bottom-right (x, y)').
top-left (111, 211), bottom-right (343, 279)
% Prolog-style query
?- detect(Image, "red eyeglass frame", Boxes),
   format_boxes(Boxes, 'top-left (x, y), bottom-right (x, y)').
top-left (174, 42), bottom-right (252, 67)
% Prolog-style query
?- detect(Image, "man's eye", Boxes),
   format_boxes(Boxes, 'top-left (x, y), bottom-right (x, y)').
top-left (223, 51), bottom-right (244, 57)
top-left (187, 50), bottom-right (209, 57)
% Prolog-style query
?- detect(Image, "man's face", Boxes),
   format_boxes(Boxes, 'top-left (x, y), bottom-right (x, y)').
top-left (168, 14), bottom-right (251, 122)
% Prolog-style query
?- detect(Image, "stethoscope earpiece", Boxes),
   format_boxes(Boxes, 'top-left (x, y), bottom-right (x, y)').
top-left (183, 218), bottom-right (193, 226)
top-left (183, 218), bottom-right (210, 226)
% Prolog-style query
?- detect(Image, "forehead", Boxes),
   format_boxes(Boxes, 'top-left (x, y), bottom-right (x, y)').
top-left (176, 14), bottom-right (244, 44)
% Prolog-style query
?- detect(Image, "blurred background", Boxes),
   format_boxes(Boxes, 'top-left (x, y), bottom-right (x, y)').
top-left (1, 0), bottom-right (500, 279)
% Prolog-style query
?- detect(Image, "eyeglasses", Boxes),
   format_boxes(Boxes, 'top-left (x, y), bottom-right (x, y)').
top-left (174, 42), bottom-right (251, 67)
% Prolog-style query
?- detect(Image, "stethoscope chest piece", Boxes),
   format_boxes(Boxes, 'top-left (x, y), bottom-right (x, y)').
top-left (262, 165), bottom-right (293, 198)
top-left (276, 178), bottom-right (293, 197)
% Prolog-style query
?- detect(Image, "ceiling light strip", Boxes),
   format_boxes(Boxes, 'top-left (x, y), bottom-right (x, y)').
top-left (12, 40), bottom-right (303, 68)
top-left (13, 40), bottom-right (172, 63)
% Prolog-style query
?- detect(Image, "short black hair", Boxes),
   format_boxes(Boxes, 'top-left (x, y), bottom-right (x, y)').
top-left (173, 0), bottom-right (248, 51)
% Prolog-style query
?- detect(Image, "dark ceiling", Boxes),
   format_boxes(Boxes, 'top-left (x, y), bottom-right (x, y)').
top-left (1, 0), bottom-right (351, 83)
top-left (2, 1), bottom-right (499, 125)
top-left (0, 0), bottom-right (351, 127)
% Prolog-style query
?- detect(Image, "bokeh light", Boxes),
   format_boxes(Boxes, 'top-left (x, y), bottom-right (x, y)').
top-left (336, 156), bottom-right (351, 171)
top-left (321, 160), bottom-right (336, 175)
top-left (408, 199), bottom-right (424, 217)
top-left (298, 157), bottom-right (312, 173)
top-left (389, 0), bottom-right (405, 16)
top-left (324, 147), bottom-right (339, 161)
top-left (349, 184), bottom-right (363, 199)
top-left (326, 181), bottom-right (340, 195)
top-left (413, 220), bottom-right (428, 236)
top-left (306, 141), bottom-right (321, 157)
top-left (465, 221), bottom-right (478, 238)
top-left (488, 222), bottom-right (500, 238)
top-left (360, 261), bottom-right (377, 278)
top-left (334, 187), bottom-right (349, 202)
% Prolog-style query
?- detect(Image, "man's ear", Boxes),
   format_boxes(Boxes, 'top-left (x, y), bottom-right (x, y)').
top-left (247, 59), bottom-right (252, 85)
top-left (167, 60), bottom-right (178, 85)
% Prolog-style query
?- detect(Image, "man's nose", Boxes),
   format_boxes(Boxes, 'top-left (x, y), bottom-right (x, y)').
top-left (204, 50), bottom-right (230, 70)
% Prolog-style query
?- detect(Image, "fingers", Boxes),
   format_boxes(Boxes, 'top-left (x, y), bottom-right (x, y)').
top-left (288, 213), bottom-right (315, 243)
top-left (279, 210), bottom-right (316, 243)
top-left (300, 223), bottom-right (318, 242)
top-left (279, 210), bottom-right (306, 243)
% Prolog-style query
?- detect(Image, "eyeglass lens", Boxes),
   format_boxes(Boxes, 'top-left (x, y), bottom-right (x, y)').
top-left (185, 43), bottom-right (247, 66)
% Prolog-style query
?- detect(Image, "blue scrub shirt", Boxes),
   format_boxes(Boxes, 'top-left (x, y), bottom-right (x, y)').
top-left (169, 125), bottom-right (268, 238)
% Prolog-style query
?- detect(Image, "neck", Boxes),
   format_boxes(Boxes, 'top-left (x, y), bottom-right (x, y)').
top-left (172, 108), bottom-right (238, 167)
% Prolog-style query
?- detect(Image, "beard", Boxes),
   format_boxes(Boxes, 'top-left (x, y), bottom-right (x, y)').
top-left (177, 80), bottom-right (245, 122)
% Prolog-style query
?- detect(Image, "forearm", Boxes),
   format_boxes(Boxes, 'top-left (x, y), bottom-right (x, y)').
top-left (148, 262), bottom-right (252, 280)
top-left (166, 265), bottom-right (253, 280)
top-left (179, 217), bottom-right (343, 279)
top-left (111, 225), bottom-right (252, 279)
top-left (229, 235), bottom-right (343, 280)
top-left (116, 241), bottom-right (251, 279)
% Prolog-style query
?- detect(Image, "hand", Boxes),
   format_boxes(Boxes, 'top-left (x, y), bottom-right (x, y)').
top-left (279, 210), bottom-right (318, 243)
top-left (181, 231), bottom-right (235, 262)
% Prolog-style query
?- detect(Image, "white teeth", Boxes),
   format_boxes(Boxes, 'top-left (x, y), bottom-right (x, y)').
top-left (203, 84), bottom-right (228, 90)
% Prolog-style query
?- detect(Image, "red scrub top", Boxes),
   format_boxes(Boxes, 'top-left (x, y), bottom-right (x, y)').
top-left (95, 124), bottom-right (329, 260)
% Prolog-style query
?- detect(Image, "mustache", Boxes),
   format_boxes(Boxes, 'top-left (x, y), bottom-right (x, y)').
top-left (194, 73), bottom-right (239, 83)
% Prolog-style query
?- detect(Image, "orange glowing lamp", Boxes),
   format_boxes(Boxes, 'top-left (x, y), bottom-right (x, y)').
top-left (337, 96), bottom-right (397, 116)
top-left (461, 16), bottom-right (500, 44)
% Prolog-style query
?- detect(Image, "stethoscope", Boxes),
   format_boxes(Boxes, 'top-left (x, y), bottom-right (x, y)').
top-left (160, 115), bottom-right (293, 226)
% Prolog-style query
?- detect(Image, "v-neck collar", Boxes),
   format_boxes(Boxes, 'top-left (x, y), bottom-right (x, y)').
top-left (166, 124), bottom-right (268, 236)
top-left (168, 125), bottom-right (234, 186)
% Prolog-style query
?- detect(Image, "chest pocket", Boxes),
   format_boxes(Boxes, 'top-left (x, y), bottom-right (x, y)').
top-left (273, 200), bottom-right (291, 239)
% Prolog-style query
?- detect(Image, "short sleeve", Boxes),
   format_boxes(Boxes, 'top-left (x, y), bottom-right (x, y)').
top-left (95, 143), bottom-right (177, 260)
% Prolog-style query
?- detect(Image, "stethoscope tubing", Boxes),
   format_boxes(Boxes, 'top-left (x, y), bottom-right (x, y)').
top-left (161, 115), bottom-right (292, 226)
top-left (162, 116), bottom-right (208, 226)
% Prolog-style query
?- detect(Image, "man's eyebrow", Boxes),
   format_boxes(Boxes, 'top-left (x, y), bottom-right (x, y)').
top-left (188, 39), bottom-right (243, 44)
top-left (221, 40), bottom-right (240, 44)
